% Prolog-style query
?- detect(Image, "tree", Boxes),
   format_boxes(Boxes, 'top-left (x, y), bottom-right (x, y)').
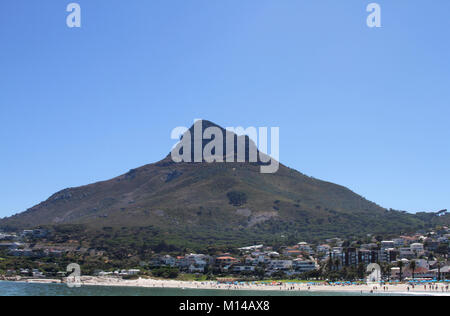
top-left (326, 253), bottom-right (334, 272)
top-left (357, 263), bottom-right (365, 279)
top-left (397, 261), bottom-right (404, 282)
top-left (437, 260), bottom-right (443, 281)
top-left (151, 267), bottom-right (179, 279)
top-left (255, 267), bottom-right (265, 279)
top-left (334, 259), bottom-right (341, 271)
top-left (410, 260), bottom-right (416, 280)
top-left (271, 270), bottom-right (287, 280)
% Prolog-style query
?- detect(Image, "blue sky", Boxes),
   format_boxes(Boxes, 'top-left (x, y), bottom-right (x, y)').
top-left (0, 0), bottom-right (449, 217)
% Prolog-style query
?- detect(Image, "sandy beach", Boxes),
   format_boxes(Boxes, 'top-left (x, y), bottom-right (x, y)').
top-left (76, 276), bottom-right (450, 296)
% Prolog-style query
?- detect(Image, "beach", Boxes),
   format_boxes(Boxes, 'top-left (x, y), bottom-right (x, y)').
top-left (76, 276), bottom-right (450, 296)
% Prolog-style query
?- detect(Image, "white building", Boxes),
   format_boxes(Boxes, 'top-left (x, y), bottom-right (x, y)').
top-left (269, 260), bottom-right (293, 270)
top-left (0, 233), bottom-right (16, 241)
top-left (121, 269), bottom-right (140, 276)
top-left (410, 243), bottom-right (424, 255)
top-left (293, 259), bottom-right (317, 273)
top-left (316, 245), bottom-right (331, 253)
top-left (381, 241), bottom-right (395, 249)
top-left (189, 265), bottom-right (205, 273)
top-left (32, 269), bottom-right (45, 278)
top-left (393, 238), bottom-right (405, 247)
top-left (399, 248), bottom-right (415, 259)
top-left (232, 265), bottom-right (255, 272)
top-left (267, 251), bottom-right (280, 258)
top-left (161, 255), bottom-right (176, 267)
top-left (298, 242), bottom-right (313, 254)
top-left (238, 245), bottom-right (263, 252)
top-left (257, 255), bottom-right (270, 264)
top-left (97, 271), bottom-right (114, 276)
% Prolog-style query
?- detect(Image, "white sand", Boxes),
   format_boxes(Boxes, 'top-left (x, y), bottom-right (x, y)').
top-left (79, 276), bottom-right (450, 295)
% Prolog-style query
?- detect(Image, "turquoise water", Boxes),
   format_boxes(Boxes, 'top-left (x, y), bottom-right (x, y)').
top-left (0, 281), bottom-right (398, 296)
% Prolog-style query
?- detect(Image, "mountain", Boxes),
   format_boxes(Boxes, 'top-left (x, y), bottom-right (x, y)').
top-left (1, 120), bottom-right (447, 250)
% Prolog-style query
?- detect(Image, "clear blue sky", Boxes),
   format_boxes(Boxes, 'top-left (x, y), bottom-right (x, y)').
top-left (1, 0), bottom-right (449, 217)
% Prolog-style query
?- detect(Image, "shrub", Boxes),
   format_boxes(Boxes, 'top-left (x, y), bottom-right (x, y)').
top-left (151, 267), bottom-right (179, 279)
top-left (227, 191), bottom-right (247, 206)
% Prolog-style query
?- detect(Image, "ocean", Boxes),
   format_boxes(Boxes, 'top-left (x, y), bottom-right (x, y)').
top-left (0, 281), bottom-right (400, 296)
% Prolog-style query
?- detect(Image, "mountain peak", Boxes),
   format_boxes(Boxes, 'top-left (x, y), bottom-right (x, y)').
top-left (172, 119), bottom-right (269, 167)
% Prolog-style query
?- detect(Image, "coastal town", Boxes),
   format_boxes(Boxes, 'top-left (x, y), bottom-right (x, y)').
top-left (1, 225), bottom-right (449, 284)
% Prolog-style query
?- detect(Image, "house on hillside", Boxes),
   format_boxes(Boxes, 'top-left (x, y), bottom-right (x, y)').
top-left (293, 259), bottom-right (317, 274)
top-left (232, 265), bottom-right (255, 273)
top-left (215, 256), bottom-right (238, 266)
top-left (316, 244), bottom-right (331, 254)
top-left (161, 255), bottom-right (176, 267)
top-left (410, 243), bottom-right (425, 256)
top-left (268, 260), bottom-right (292, 271)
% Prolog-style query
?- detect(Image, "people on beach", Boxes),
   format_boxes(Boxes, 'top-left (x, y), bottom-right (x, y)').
top-left (73, 276), bottom-right (450, 295)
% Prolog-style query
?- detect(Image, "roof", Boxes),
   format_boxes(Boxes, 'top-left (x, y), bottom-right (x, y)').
top-left (216, 256), bottom-right (236, 260)
top-left (431, 266), bottom-right (450, 273)
top-left (407, 267), bottom-right (430, 274)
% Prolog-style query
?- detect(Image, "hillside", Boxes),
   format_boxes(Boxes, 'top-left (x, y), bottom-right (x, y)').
top-left (1, 120), bottom-right (448, 250)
